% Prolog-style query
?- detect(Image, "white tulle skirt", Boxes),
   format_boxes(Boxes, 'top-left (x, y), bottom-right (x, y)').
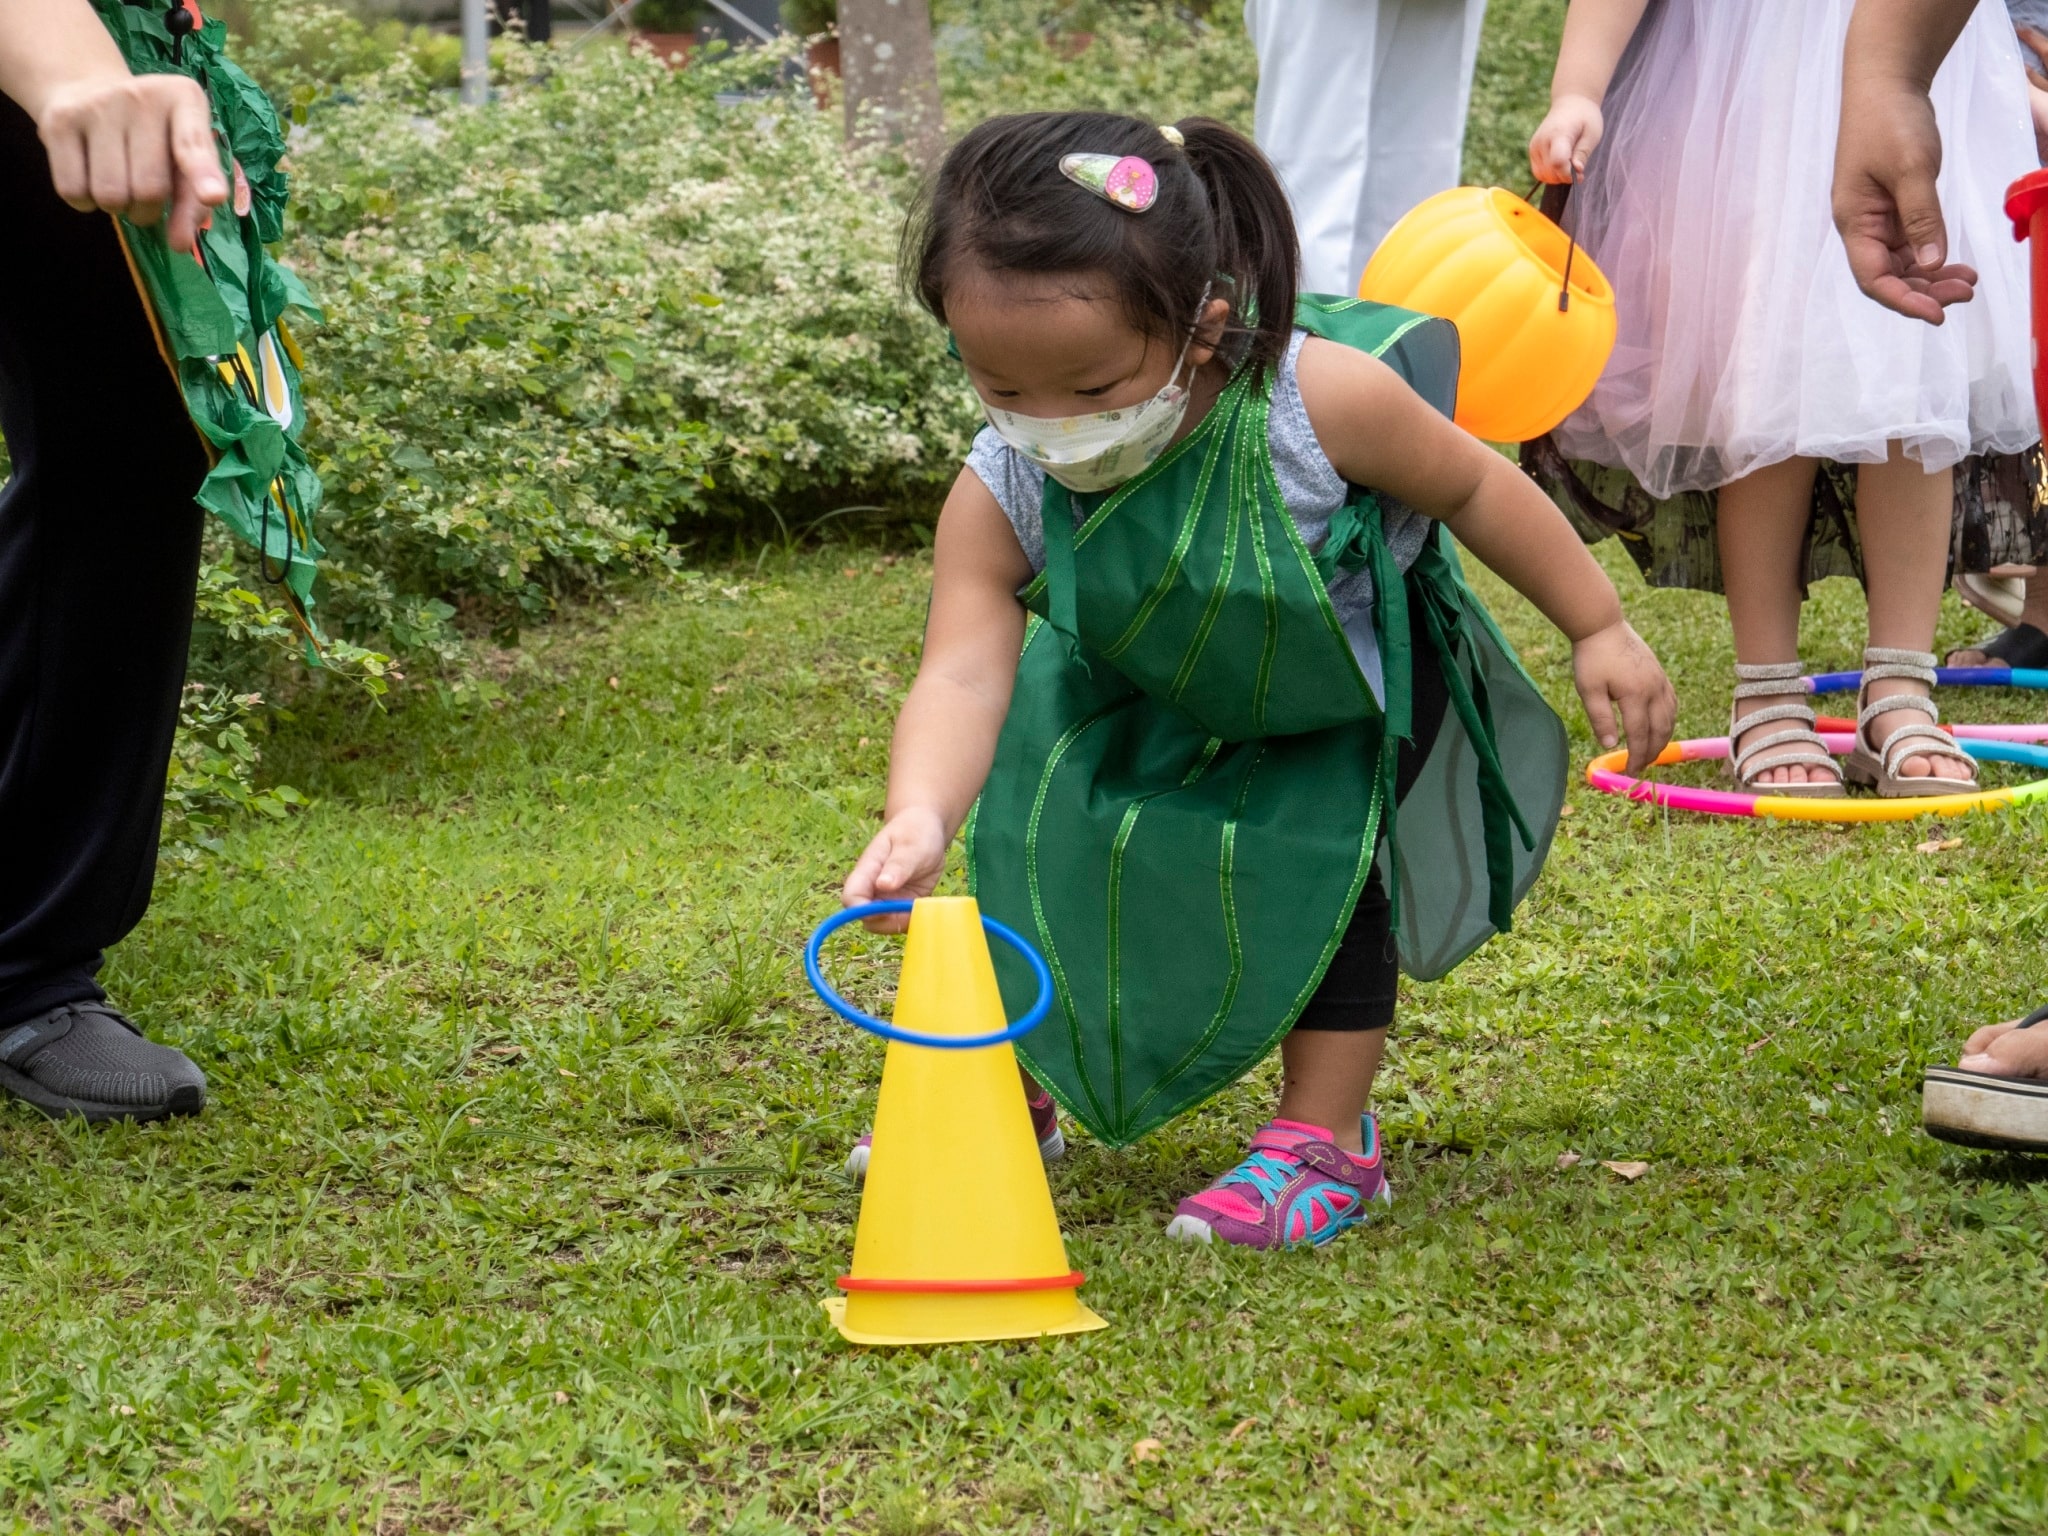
top-left (1550, 0), bottom-right (2041, 498)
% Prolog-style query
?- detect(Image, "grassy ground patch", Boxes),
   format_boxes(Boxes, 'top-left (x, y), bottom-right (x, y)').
top-left (5, 540), bottom-right (2047, 1533)
top-left (9, 2), bottom-right (2048, 1530)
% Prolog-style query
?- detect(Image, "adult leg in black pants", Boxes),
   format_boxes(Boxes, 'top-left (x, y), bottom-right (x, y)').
top-left (0, 93), bottom-right (210, 1120)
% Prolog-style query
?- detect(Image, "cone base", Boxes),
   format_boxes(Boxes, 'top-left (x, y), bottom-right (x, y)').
top-left (822, 1292), bottom-right (1108, 1347)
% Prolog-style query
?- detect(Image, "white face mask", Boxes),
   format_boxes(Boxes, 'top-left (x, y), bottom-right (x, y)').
top-left (980, 295), bottom-right (1210, 494)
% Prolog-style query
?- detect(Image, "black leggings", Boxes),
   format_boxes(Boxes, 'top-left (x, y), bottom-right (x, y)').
top-left (0, 97), bottom-right (208, 1029)
top-left (1290, 600), bottom-right (1452, 1034)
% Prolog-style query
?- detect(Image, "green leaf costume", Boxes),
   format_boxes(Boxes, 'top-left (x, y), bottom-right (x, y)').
top-left (968, 298), bottom-right (1569, 1148)
top-left (90, 1), bottom-right (323, 638)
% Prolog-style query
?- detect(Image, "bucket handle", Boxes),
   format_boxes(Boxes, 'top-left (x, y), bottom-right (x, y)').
top-left (1522, 177), bottom-right (1581, 313)
top-left (805, 900), bottom-right (1055, 1049)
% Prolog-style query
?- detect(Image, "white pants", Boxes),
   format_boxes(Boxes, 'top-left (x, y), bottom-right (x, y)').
top-left (1245, 0), bottom-right (1490, 297)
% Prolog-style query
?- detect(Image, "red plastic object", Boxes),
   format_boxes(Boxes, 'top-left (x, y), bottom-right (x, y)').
top-left (2005, 169), bottom-right (2048, 431)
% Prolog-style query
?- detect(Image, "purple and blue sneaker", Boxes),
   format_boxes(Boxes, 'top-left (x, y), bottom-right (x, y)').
top-left (844, 1087), bottom-right (1066, 1181)
top-left (1164, 1115), bottom-right (1390, 1248)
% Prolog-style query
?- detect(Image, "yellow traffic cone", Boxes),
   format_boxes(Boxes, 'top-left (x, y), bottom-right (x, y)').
top-left (824, 896), bottom-right (1108, 1346)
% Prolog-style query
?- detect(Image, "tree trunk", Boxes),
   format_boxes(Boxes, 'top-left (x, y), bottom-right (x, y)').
top-left (838, 0), bottom-right (944, 171)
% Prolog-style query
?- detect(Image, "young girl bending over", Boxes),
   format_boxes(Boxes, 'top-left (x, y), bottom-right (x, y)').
top-left (1529, 0), bottom-right (2039, 797)
top-left (842, 112), bottom-right (1674, 1250)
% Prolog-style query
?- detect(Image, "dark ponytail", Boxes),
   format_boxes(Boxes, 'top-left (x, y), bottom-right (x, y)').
top-left (905, 111), bottom-right (1300, 381)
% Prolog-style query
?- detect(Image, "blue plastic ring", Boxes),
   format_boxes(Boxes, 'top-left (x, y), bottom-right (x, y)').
top-left (804, 901), bottom-right (1055, 1049)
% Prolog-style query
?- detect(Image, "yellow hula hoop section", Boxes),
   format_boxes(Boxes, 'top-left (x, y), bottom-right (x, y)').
top-left (1584, 741), bottom-right (2043, 823)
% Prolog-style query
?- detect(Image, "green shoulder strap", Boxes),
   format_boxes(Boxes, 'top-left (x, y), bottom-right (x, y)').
top-left (1285, 295), bottom-right (1540, 934)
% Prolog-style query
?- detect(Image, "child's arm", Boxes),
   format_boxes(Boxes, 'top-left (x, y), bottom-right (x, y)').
top-left (1528, 0), bottom-right (1650, 183)
top-left (841, 471), bottom-right (1033, 932)
top-left (1295, 338), bottom-right (1676, 771)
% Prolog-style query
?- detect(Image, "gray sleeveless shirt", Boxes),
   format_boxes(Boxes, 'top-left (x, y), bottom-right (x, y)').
top-left (966, 328), bottom-right (1433, 701)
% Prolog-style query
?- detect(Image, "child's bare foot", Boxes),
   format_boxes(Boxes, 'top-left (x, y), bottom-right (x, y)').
top-left (1728, 663), bottom-right (1841, 792)
top-left (1732, 687), bottom-right (1842, 787)
top-left (1862, 677), bottom-right (1975, 782)
top-left (1848, 650), bottom-right (1977, 793)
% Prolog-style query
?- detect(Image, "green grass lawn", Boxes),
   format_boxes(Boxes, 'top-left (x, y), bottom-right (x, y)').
top-left (5, 539), bottom-right (2048, 1534)
top-left (10, 2), bottom-right (2048, 1530)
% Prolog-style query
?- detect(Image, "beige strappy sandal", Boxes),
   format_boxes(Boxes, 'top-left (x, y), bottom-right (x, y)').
top-left (1843, 647), bottom-right (1979, 798)
top-left (1729, 661), bottom-right (1844, 797)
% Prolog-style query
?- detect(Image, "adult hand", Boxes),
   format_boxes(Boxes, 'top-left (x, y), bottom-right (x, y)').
top-left (1832, 0), bottom-right (1983, 325)
top-left (36, 72), bottom-right (226, 254)
top-left (1831, 75), bottom-right (1978, 325)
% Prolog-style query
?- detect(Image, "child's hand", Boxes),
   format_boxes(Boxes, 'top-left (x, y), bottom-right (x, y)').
top-left (1571, 619), bottom-right (1675, 773)
top-left (1529, 93), bottom-right (1603, 184)
top-left (842, 806), bottom-right (950, 933)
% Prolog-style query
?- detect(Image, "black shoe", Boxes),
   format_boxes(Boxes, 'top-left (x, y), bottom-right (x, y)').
top-left (0, 1002), bottom-right (207, 1123)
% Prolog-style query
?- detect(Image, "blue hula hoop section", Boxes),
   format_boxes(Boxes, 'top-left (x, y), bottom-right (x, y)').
top-left (1807, 667), bottom-right (2048, 695)
top-left (804, 900), bottom-right (1055, 1049)
top-left (1959, 739), bottom-right (2048, 770)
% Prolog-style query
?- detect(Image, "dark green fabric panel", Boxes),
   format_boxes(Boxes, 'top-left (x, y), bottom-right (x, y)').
top-left (973, 298), bottom-right (1565, 1148)
top-left (976, 628), bottom-right (1380, 1147)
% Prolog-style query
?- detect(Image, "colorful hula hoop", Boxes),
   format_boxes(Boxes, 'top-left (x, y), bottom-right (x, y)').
top-left (1586, 735), bottom-right (2048, 822)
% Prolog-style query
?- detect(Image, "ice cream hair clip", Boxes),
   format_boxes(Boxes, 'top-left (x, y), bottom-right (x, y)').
top-left (1060, 153), bottom-right (1160, 213)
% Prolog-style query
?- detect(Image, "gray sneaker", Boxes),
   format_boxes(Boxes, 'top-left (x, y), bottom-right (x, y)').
top-left (0, 1003), bottom-right (207, 1123)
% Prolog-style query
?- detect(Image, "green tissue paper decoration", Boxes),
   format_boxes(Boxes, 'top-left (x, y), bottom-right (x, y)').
top-left (93, 0), bottom-right (326, 645)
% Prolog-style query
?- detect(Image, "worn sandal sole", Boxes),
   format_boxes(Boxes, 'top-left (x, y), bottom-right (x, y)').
top-left (0, 1060), bottom-right (204, 1124)
top-left (1841, 748), bottom-right (1979, 798)
top-left (1954, 572), bottom-right (2027, 629)
top-left (1724, 766), bottom-right (1845, 797)
top-left (1924, 1068), bottom-right (2048, 1152)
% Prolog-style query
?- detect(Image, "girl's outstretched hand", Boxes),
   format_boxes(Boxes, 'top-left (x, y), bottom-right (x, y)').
top-left (842, 806), bottom-right (950, 933)
top-left (1529, 93), bottom-right (1602, 184)
top-left (1571, 619), bottom-right (1675, 773)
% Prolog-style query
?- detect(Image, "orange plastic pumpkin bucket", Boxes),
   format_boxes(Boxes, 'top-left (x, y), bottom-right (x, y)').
top-left (1358, 186), bottom-right (1616, 444)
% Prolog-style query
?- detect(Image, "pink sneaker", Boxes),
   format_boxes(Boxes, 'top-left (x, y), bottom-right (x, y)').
top-left (1164, 1116), bottom-right (1390, 1249)
top-left (844, 1088), bottom-right (1065, 1180)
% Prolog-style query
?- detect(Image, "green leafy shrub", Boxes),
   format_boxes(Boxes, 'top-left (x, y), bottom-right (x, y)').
top-left (631, 0), bottom-right (713, 32)
top-left (162, 681), bottom-right (307, 861)
top-left (219, 0), bottom-right (461, 116)
top-left (277, 38), bottom-right (972, 654)
top-left (170, 545), bottom-right (393, 857)
top-left (931, 0), bottom-right (1254, 133)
